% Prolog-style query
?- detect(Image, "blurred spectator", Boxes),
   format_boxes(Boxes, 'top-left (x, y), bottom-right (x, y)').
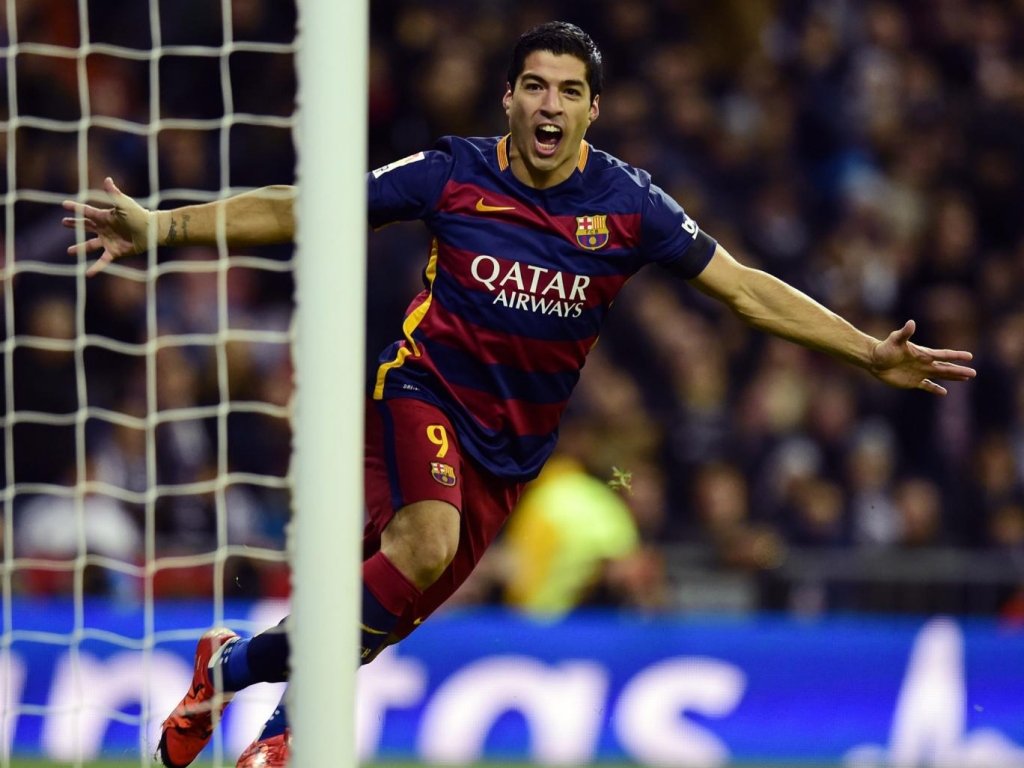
top-left (893, 477), bottom-right (945, 548)
top-left (973, 432), bottom-right (1024, 546)
top-left (13, 462), bottom-right (142, 598)
top-left (12, 295), bottom-right (78, 486)
top-left (499, 454), bottom-right (643, 616)
top-left (847, 421), bottom-right (901, 546)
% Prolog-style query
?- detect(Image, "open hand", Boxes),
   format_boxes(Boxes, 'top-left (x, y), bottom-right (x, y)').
top-left (869, 320), bottom-right (976, 395)
top-left (62, 177), bottom-right (154, 276)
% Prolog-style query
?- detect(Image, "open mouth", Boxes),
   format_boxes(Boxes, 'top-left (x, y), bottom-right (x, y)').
top-left (534, 124), bottom-right (563, 157)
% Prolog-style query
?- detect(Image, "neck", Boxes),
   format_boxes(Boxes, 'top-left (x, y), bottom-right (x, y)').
top-left (507, 141), bottom-right (582, 189)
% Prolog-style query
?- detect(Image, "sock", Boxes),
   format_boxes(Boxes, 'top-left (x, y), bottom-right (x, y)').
top-left (257, 690), bottom-right (289, 740)
top-left (361, 551), bottom-right (421, 663)
top-left (219, 618), bottom-right (290, 692)
top-left (247, 620), bottom-right (290, 682)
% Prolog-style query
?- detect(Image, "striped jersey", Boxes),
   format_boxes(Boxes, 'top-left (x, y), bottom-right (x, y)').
top-left (367, 135), bottom-right (716, 481)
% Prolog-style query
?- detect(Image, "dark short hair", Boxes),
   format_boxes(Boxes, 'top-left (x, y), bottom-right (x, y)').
top-left (507, 22), bottom-right (603, 102)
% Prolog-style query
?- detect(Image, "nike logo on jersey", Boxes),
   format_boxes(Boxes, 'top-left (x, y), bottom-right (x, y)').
top-left (413, 616), bottom-right (426, 625)
top-left (476, 198), bottom-right (516, 213)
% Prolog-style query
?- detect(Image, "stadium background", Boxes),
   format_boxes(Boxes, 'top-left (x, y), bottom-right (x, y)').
top-left (4, 0), bottom-right (1024, 765)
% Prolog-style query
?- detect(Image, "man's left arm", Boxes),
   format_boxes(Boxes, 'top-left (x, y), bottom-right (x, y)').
top-left (689, 244), bottom-right (976, 395)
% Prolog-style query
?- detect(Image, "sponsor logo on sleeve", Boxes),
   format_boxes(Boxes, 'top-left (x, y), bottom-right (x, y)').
top-left (372, 152), bottom-right (426, 178)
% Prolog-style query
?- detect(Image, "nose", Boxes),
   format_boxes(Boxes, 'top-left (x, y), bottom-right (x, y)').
top-left (540, 88), bottom-right (563, 116)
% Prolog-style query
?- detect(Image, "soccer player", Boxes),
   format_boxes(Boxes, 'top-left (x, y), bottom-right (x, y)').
top-left (62, 21), bottom-right (976, 768)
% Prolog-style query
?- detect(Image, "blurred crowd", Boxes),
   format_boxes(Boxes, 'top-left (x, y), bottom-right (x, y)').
top-left (4, 0), bottom-right (1024, 615)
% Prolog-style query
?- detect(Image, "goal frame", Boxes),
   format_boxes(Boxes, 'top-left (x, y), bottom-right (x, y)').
top-left (291, 1), bottom-right (366, 766)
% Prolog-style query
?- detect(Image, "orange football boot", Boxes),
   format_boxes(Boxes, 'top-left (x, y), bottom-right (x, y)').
top-left (156, 628), bottom-right (240, 768)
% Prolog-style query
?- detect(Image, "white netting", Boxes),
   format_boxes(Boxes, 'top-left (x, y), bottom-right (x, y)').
top-left (1, 0), bottom-right (298, 763)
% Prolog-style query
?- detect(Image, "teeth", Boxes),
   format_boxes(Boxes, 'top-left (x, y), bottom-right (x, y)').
top-left (539, 126), bottom-right (561, 134)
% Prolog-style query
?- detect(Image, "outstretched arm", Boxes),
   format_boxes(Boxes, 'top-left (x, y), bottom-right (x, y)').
top-left (690, 245), bottom-right (976, 395)
top-left (63, 177), bottom-right (297, 276)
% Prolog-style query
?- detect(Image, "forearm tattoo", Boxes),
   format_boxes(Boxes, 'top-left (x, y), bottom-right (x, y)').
top-left (166, 213), bottom-right (192, 246)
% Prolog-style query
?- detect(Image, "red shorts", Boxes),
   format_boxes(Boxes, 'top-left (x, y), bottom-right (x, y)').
top-left (363, 397), bottom-right (524, 639)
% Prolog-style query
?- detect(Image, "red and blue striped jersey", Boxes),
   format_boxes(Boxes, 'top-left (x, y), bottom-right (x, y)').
top-left (367, 135), bottom-right (716, 481)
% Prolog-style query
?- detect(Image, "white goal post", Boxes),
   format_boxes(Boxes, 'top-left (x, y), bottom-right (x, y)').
top-left (291, 1), bottom-right (365, 767)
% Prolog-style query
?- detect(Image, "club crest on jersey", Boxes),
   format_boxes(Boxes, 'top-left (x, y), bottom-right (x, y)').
top-left (430, 462), bottom-right (457, 487)
top-left (575, 214), bottom-right (609, 250)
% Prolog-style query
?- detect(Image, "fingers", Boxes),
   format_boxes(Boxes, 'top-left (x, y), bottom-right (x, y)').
top-left (63, 207), bottom-right (107, 257)
top-left (103, 176), bottom-right (126, 201)
top-left (913, 342), bottom-right (973, 361)
top-left (61, 216), bottom-right (96, 231)
top-left (67, 236), bottom-right (117, 277)
top-left (908, 342), bottom-right (976, 381)
top-left (64, 181), bottom-right (131, 276)
top-left (892, 319), bottom-right (916, 344)
top-left (63, 179), bottom-right (123, 216)
top-left (931, 349), bottom-right (973, 362)
top-left (919, 379), bottom-right (948, 396)
top-left (930, 360), bottom-right (976, 381)
top-left (66, 237), bottom-right (103, 256)
top-left (909, 362), bottom-right (975, 396)
top-left (62, 200), bottom-right (107, 219)
top-left (85, 252), bottom-right (114, 277)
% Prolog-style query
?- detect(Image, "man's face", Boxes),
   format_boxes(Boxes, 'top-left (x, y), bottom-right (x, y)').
top-left (503, 50), bottom-right (599, 189)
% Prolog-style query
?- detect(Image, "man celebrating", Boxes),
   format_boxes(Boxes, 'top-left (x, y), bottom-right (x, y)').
top-left (63, 21), bottom-right (975, 768)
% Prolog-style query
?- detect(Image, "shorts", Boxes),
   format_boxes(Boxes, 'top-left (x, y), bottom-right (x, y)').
top-left (363, 397), bottom-right (524, 639)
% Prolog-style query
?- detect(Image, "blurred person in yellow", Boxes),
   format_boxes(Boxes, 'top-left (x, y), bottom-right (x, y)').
top-left (503, 454), bottom-right (641, 616)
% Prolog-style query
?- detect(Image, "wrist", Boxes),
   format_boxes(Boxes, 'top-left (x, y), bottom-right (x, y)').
top-left (865, 336), bottom-right (883, 371)
top-left (127, 208), bottom-right (158, 255)
top-left (153, 210), bottom-right (168, 249)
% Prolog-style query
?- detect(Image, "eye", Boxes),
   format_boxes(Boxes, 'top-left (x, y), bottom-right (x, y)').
top-left (524, 82), bottom-right (542, 91)
top-left (565, 88), bottom-right (582, 98)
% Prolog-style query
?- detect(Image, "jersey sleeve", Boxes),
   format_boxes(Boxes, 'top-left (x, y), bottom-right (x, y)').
top-left (640, 183), bottom-right (717, 279)
top-left (367, 140), bottom-right (455, 228)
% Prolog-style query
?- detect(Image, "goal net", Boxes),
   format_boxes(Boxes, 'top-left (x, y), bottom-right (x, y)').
top-left (1, 0), bottom-right (315, 762)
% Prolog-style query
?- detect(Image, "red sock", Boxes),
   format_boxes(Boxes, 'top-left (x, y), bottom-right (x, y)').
top-left (360, 552), bottom-right (421, 663)
top-left (364, 551), bottom-right (421, 614)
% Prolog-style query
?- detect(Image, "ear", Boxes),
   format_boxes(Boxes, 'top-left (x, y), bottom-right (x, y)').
top-left (502, 85), bottom-right (513, 113)
top-left (588, 94), bottom-right (600, 123)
